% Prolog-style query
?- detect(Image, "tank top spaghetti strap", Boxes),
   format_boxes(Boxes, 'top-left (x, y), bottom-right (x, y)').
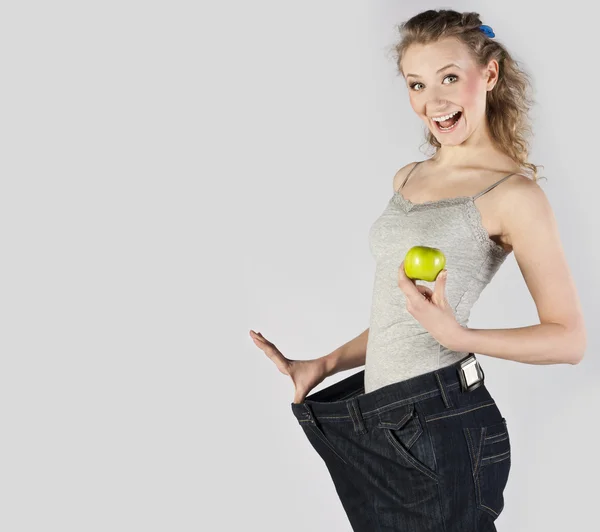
top-left (399, 160), bottom-right (517, 201)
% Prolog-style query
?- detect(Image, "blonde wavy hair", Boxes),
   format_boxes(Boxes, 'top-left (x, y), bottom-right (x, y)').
top-left (389, 9), bottom-right (543, 182)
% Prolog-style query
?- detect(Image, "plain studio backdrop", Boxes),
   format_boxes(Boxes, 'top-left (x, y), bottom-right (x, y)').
top-left (0, 1), bottom-right (597, 531)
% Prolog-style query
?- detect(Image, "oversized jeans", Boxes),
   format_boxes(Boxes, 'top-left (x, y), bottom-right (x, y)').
top-left (291, 354), bottom-right (511, 531)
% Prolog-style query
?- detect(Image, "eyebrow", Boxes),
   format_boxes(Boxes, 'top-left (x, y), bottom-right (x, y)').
top-left (405, 63), bottom-right (461, 79)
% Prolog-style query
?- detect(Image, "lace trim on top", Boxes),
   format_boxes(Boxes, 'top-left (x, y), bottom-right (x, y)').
top-left (391, 191), bottom-right (509, 259)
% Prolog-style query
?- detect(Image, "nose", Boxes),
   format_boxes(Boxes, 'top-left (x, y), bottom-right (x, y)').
top-left (427, 98), bottom-right (451, 116)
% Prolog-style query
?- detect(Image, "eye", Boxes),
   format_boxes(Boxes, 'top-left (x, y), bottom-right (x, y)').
top-left (409, 74), bottom-right (459, 92)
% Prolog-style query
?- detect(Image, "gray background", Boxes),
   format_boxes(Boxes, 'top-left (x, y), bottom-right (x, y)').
top-left (1, 1), bottom-right (597, 531)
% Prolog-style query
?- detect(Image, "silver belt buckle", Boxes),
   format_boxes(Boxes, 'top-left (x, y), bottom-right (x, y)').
top-left (458, 354), bottom-right (485, 392)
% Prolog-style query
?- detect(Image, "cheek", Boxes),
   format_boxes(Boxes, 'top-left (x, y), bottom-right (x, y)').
top-left (409, 96), bottom-right (425, 116)
top-left (463, 78), bottom-right (485, 108)
top-left (408, 95), bottom-right (418, 111)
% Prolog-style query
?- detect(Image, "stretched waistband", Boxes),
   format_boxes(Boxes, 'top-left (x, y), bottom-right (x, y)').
top-left (291, 353), bottom-right (481, 423)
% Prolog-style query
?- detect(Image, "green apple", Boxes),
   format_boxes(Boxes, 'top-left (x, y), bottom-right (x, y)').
top-left (404, 245), bottom-right (446, 281)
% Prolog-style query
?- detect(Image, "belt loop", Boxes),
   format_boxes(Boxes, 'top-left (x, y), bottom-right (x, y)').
top-left (346, 397), bottom-right (368, 435)
top-left (434, 371), bottom-right (454, 409)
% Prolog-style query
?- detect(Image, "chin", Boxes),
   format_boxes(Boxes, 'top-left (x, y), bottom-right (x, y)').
top-left (433, 134), bottom-right (466, 146)
top-left (439, 137), bottom-right (466, 146)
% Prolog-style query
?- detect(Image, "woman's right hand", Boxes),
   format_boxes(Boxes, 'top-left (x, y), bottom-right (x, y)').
top-left (249, 329), bottom-right (329, 404)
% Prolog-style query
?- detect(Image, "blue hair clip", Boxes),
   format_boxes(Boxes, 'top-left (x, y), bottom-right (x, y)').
top-left (479, 24), bottom-right (495, 38)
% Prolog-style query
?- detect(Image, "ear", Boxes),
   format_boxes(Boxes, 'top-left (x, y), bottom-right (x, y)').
top-left (485, 59), bottom-right (500, 91)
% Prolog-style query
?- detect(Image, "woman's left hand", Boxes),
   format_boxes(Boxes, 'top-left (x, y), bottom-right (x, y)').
top-left (397, 261), bottom-right (465, 351)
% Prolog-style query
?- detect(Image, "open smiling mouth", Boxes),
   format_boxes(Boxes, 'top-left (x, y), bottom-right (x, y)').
top-left (432, 111), bottom-right (462, 132)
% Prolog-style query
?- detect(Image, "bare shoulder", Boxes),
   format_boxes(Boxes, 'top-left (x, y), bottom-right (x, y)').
top-left (499, 172), bottom-right (546, 213)
top-left (498, 173), bottom-right (552, 247)
top-left (392, 161), bottom-right (421, 192)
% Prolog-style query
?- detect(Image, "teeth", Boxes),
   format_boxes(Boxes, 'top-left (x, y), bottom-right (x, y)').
top-left (432, 111), bottom-right (460, 122)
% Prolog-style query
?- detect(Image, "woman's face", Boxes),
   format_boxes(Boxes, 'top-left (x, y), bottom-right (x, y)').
top-left (401, 37), bottom-right (498, 147)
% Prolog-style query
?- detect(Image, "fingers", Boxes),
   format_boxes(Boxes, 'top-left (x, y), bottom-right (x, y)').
top-left (250, 331), bottom-right (275, 353)
top-left (250, 330), bottom-right (271, 346)
top-left (293, 392), bottom-right (306, 404)
top-left (252, 332), bottom-right (276, 352)
top-left (415, 285), bottom-right (433, 301)
top-left (416, 285), bottom-right (433, 297)
top-left (249, 330), bottom-right (290, 375)
top-left (434, 270), bottom-right (448, 302)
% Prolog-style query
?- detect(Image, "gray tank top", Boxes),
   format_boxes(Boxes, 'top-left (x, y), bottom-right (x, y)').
top-left (364, 160), bottom-right (517, 393)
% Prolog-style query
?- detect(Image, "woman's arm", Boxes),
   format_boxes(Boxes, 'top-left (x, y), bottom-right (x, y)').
top-left (453, 176), bottom-right (587, 365)
top-left (320, 328), bottom-right (369, 377)
top-left (453, 322), bottom-right (585, 365)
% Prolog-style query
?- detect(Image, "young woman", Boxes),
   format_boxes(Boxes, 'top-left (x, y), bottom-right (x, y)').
top-left (250, 9), bottom-right (586, 531)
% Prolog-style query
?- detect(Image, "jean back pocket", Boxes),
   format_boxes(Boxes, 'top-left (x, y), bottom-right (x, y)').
top-left (463, 418), bottom-right (511, 519)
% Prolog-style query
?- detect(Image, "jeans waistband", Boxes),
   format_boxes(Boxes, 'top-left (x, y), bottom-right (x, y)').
top-left (291, 353), bottom-right (479, 423)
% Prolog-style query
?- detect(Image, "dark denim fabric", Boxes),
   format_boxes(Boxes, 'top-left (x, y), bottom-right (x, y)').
top-left (291, 354), bottom-right (511, 531)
